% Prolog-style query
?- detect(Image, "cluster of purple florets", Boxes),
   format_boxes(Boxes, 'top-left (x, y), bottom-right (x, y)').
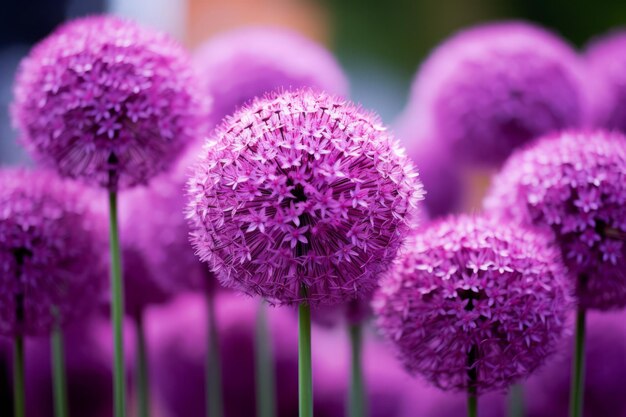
top-left (374, 216), bottom-right (572, 393)
top-left (0, 169), bottom-right (105, 335)
top-left (3, 10), bottom-right (626, 417)
top-left (12, 16), bottom-right (204, 191)
top-left (187, 89), bottom-right (424, 306)
top-left (485, 131), bottom-right (626, 309)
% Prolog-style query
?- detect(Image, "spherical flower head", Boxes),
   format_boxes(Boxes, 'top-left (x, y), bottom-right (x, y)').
top-left (187, 89), bottom-right (424, 306)
top-left (585, 30), bottom-right (626, 133)
top-left (373, 215), bottom-right (572, 394)
top-left (120, 145), bottom-right (213, 317)
top-left (11, 15), bottom-right (205, 191)
top-left (194, 26), bottom-right (348, 127)
top-left (409, 21), bottom-right (587, 167)
top-left (484, 130), bottom-right (626, 310)
top-left (0, 168), bottom-right (106, 336)
top-left (525, 310), bottom-right (626, 417)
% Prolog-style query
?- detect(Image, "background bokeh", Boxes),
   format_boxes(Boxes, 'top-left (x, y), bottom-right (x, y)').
top-left (2, 0), bottom-right (626, 164)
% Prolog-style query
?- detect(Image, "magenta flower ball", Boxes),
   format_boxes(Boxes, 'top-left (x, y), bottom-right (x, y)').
top-left (187, 89), bottom-right (424, 306)
top-left (194, 26), bottom-right (348, 128)
top-left (11, 15), bottom-right (204, 191)
top-left (373, 215), bottom-right (572, 393)
top-left (120, 145), bottom-right (212, 317)
top-left (485, 130), bottom-right (626, 310)
top-left (0, 168), bottom-right (106, 336)
top-left (408, 21), bottom-right (587, 167)
top-left (585, 30), bottom-right (626, 133)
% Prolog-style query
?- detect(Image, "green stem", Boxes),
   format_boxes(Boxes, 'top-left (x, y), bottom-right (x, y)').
top-left (348, 323), bottom-right (366, 417)
top-left (52, 323), bottom-right (69, 417)
top-left (13, 334), bottom-right (25, 417)
top-left (255, 301), bottom-right (276, 417)
top-left (569, 308), bottom-right (586, 417)
top-left (109, 191), bottom-right (127, 417)
top-left (507, 384), bottom-right (524, 417)
top-left (467, 385), bottom-right (477, 417)
top-left (135, 312), bottom-right (150, 417)
top-left (206, 292), bottom-right (223, 417)
top-left (298, 300), bottom-right (313, 417)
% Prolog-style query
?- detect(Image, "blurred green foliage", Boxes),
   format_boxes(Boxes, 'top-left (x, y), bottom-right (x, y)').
top-left (323, 0), bottom-right (626, 79)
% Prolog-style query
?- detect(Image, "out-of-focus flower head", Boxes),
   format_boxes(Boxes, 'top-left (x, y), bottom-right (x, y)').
top-left (374, 215), bottom-right (572, 394)
top-left (148, 292), bottom-right (299, 417)
top-left (405, 21), bottom-right (587, 168)
top-left (187, 89), bottom-right (424, 306)
top-left (194, 26), bottom-right (348, 128)
top-left (12, 15), bottom-right (205, 191)
top-left (120, 144), bottom-right (214, 318)
top-left (485, 130), bottom-right (626, 310)
top-left (0, 168), bottom-right (106, 336)
top-left (585, 30), bottom-right (626, 133)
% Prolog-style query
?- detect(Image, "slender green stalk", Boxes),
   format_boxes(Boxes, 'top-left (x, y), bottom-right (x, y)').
top-left (13, 334), bottom-right (25, 417)
top-left (298, 301), bottom-right (313, 417)
top-left (348, 323), bottom-right (366, 417)
top-left (109, 191), bottom-right (127, 417)
top-left (135, 312), bottom-right (150, 417)
top-left (206, 292), bottom-right (224, 417)
top-left (569, 309), bottom-right (586, 417)
top-left (52, 323), bottom-right (69, 417)
top-left (507, 384), bottom-right (525, 417)
top-left (255, 301), bottom-right (276, 417)
top-left (467, 386), bottom-right (477, 417)
top-left (467, 346), bottom-right (478, 417)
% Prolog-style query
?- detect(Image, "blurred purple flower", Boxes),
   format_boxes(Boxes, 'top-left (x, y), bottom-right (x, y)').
top-left (585, 30), bottom-right (626, 133)
top-left (405, 21), bottom-right (587, 168)
top-left (120, 144), bottom-right (214, 317)
top-left (0, 168), bottom-right (106, 336)
top-left (11, 15), bottom-right (205, 191)
top-left (485, 130), bottom-right (626, 309)
top-left (525, 310), bottom-right (626, 417)
top-left (194, 26), bottom-right (348, 128)
top-left (147, 292), bottom-right (299, 417)
top-left (187, 89), bottom-right (424, 306)
top-left (374, 215), bottom-right (572, 394)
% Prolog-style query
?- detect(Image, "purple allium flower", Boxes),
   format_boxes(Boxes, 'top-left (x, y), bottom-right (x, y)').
top-left (524, 310), bottom-right (626, 417)
top-left (585, 30), bottom-right (626, 133)
top-left (373, 215), bottom-right (572, 394)
top-left (484, 130), bottom-right (626, 310)
top-left (22, 315), bottom-right (135, 417)
top-left (120, 145), bottom-right (213, 317)
top-left (148, 292), bottom-right (299, 417)
top-left (0, 168), bottom-right (106, 336)
top-left (194, 26), bottom-right (348, 128)
top-left (11, 15), bottom-right (204, 191)
top-left (408, 21), bottom-right (587, 167)
top-left (187, 89), bottom-right (424, 306)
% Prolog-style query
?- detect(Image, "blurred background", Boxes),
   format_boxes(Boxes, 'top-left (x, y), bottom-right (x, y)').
top-left (2, 0), bottom-right (626, 164)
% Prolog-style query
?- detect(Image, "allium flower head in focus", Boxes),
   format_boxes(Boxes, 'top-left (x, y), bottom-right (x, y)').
top-left (374, 215), bottom-right (572, 393)
top-left (12, 15), bottom-right (204, 191)
top-left (485, 130), bottom-right (626, 309)
top-left (187, 89), bottom-right (424, 306)
top-left (0, 168), bottom-right (105, 336)
top-left (407, 21), bottom-right (587, 167)
top-left (194, 26), bottom-right (348, 127)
